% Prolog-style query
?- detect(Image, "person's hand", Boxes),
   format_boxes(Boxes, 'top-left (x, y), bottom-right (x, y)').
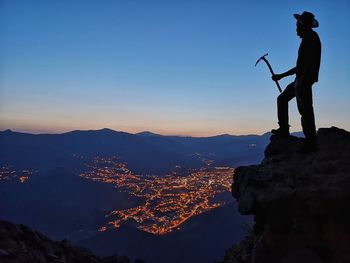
top-left (272, 74), bottom-right (282, 81)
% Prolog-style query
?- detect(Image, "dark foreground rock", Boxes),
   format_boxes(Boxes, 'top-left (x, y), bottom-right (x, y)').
top-left (0, 219), bottom-right (142, 263)
top-left (222, 127), bottom-right (350, 263)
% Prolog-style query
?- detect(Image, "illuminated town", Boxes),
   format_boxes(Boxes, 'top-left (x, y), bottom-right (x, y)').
top-left (0, 165), bottom-right (36, 183)
top-left (80, 156), bottom-right (234, 235)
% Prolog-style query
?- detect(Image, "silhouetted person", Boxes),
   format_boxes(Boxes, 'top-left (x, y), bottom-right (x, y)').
top-left (272, 11), bottom-right (321, 152)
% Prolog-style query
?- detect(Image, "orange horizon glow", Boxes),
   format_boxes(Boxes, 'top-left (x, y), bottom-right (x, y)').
top-left (0, 124), bottom-right (269, 137)
top-left (2, 115), bottom-right (345, 137)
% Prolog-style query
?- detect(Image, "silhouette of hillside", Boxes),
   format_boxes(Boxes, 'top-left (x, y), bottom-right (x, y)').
top-left (0, 219), bottom-right (139, 263)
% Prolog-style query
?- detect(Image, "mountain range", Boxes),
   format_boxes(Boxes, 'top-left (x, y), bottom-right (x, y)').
top-left (0, 128), bottom-right (272, 175)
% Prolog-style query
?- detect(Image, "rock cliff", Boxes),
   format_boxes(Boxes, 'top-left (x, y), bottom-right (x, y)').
top-left (0, 219), bottom-right (143, 263)
top-left (222, 127), bottom-right (350, 263)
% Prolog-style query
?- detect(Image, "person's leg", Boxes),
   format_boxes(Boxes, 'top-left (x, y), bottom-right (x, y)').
top-left (295, 80), bottom-right (317, 150)
top-left (273, 82), bottom-right (296, 135)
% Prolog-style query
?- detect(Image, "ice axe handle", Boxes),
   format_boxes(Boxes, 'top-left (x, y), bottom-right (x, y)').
top-left (275, 80), bottom-right (282, 93)
top-left (262, 57), bottom-right (282, 93)
top-left (273, 78), bottom-right (282, 93)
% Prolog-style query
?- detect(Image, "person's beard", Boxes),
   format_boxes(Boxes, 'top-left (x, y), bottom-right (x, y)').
top-left (297, 27), bottom-right (304, 38)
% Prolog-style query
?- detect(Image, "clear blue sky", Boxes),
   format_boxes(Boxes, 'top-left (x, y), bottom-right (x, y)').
top-left (1, 0), bottom-right (349, 136)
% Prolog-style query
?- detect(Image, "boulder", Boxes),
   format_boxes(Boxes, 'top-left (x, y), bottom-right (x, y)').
top-left (226, 127), bottom-right (350, 263)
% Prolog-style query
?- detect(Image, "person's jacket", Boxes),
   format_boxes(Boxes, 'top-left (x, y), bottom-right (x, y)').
top-left (296, 29), bottom-right (321, 83)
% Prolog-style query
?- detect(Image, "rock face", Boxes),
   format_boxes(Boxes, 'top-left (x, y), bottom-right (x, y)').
top-left (223, 127), bottom-right (350, 263)
top-left (0, 220), bottom-right (139, 263)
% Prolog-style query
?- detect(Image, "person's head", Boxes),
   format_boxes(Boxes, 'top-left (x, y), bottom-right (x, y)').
top-left (294, 11), bottom-right (319, 38)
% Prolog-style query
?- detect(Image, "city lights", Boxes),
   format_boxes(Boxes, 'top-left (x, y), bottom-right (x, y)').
top-left (80, 156), bottom-right (234, 235)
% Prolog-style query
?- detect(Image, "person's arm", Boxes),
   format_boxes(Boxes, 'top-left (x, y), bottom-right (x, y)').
top-left (272, 67), bottom-right (296, 81)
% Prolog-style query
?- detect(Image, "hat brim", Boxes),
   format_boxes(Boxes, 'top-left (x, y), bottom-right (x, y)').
top-left (294, 14), bottom-right (319, 28)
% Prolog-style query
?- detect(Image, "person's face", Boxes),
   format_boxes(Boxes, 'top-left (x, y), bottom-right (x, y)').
top-left (296, 21), bottom-right (309, 38)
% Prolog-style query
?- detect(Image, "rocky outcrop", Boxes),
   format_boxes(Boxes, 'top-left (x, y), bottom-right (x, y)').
top-left (0, 219), bottom-right (143, 263)
top-left (222, 127), bottom-right (350, 263)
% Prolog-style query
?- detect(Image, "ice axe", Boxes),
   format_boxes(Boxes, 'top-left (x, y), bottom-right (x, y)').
top-left (255, 53), bottom-right (282, 93)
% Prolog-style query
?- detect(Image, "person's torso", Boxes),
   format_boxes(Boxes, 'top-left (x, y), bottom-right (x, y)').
top-left (296, 30), bottom-right (321, 83)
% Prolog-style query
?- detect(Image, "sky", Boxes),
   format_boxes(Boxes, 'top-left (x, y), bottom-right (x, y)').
top-left (1, 0), bottom-right (349, 136)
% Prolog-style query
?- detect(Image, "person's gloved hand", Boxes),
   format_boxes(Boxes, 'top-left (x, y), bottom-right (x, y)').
top-left (272, 74), bottom-right (282, 81)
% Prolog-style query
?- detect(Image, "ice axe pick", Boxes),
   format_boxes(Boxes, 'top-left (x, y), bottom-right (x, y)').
top-left (255, 53), bottom-right (282, 93)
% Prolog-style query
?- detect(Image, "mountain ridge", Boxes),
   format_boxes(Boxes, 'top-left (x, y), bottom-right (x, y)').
top-left (0, 128), bottom-right (273, 174)
top-left (0, 128), bottom-right (269, 137)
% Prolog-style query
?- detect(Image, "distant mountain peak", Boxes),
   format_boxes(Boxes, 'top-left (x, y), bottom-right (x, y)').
top-left (66, 128), bottom-right (130, 136)
top-left (136, 131), bottom-right (162, 137)
top-left (100, 128), bottom-right (115, 131)
top-left (96, 128), bottom-right (118, 133)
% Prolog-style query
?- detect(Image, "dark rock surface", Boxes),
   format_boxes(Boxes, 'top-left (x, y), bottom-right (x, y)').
top-left (222, 127), bottom-right (350, 263)
top-left (0, 219), bottom-right (140, 263)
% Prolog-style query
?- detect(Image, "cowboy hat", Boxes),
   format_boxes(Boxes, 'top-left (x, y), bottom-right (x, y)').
top-left (294, 11), bottom-right (319, 28)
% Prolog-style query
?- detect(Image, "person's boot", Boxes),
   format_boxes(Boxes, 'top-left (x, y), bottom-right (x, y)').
top-left (271, 127), bottom-right (290, 137)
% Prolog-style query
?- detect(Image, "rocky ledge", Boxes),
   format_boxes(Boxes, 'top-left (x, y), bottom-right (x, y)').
top-left (0, 219), bottom-right (143, 263)
top-left (223, 127), bottom-right (350, 263)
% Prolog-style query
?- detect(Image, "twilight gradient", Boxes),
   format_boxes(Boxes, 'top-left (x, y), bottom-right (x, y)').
top-left (1, 0), bottom-right (349, 136)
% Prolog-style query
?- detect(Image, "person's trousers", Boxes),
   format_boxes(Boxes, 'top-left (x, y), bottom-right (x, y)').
top-left (277, 79), bottom-right (317, 141)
